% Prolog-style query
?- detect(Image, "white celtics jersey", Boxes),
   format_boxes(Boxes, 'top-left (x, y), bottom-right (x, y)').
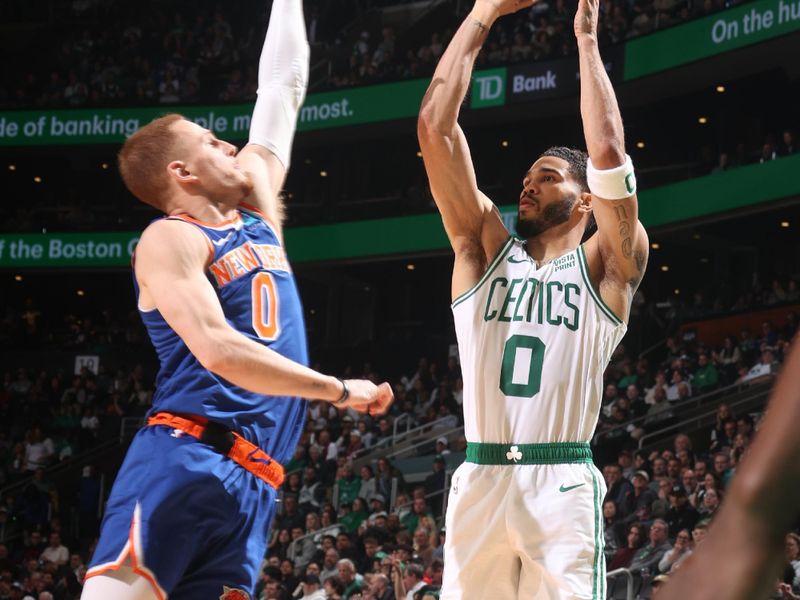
top-left (452, 236), bottom-right (627, 444)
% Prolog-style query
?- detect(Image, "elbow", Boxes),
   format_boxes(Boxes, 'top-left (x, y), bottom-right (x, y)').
top-left (591, 145), bottom-right (627, 169)
top-left (193, 340), bottom-right (230, 375)
top-left (417, 107), bottom-right (436, 144)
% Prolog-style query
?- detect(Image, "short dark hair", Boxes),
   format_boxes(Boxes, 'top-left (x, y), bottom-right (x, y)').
top-left (539, 146), bottom-right (589, 192)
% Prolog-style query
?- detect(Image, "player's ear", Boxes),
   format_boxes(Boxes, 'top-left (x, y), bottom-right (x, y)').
top-left (577, 191), bottom-right (593, 215)
top-left (167, 160), bottom-right (196, 184)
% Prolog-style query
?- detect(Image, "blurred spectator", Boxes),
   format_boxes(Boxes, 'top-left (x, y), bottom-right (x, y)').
top-left (658, 528), bottom-right (693, 574)
top-left (609, 522), bottom-right (646, 571)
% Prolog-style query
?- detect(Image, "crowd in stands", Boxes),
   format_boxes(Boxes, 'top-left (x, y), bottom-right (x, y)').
top-left (323, 0), bottom-right (751, 89)
top-left (1, 269), bottom-right (797, 598)
top-left (0, 0), bottom-right (755, 109)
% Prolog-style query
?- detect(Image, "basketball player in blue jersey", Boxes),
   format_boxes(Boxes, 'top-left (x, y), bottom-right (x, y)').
top-left (82, 3), bottom-right (393, 599)
top-left (419, 0), bottom-right (648, 597)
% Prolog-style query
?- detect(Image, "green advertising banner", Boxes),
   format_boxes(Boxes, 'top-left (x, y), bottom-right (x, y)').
top-left (2, 154), bottom-right (798, 268)
top-left (624, 0), bottom-right (800, 80)
top-left (0, 232), bottom-right (140, 267)
top-left (0, 69), bottom-right (515, 147)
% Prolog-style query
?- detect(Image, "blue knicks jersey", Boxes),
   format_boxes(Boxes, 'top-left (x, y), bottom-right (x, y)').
top-left (136, 204), bottom-right (308, 464)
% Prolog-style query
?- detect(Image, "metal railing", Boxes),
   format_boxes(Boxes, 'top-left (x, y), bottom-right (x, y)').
top-left (383, 425), bottom-right (464, 461)
top-left (593, 379), bottom-right (770, 446)
top-left (637, 383), bottom-right (770, 451)
top-left (606, 568), bottom-right (634, 600)
top-left (287, 522), bottom-right (345, 562)
top-left (0, 437), bottom-right (117, 501)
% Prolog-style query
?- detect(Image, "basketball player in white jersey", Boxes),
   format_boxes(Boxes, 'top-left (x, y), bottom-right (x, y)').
top-left (417, 0), bottom-right (648, 597)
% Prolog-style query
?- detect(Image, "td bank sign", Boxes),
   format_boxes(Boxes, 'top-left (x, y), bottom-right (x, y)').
top-left (471, 68), bottom-right (507, 109)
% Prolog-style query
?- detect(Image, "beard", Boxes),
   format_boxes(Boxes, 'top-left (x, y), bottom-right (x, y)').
top-left (516, 193), bottom-right (576, 239)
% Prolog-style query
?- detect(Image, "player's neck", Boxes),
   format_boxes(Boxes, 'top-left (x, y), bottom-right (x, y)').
top-left (524, 224), bottom-right (583, 264)
top-left (166, 194), bottom-right (239, 224)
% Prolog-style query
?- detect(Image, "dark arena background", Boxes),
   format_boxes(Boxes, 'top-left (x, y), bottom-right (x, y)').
top-left (1, 0), bottom-right (799, 599)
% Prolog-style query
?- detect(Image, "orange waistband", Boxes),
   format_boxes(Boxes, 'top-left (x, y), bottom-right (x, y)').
top-left (147, 411), bottom-right (284, 490)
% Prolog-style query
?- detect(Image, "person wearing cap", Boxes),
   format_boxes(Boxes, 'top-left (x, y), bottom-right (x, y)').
top-left (623, 470), bottom-right (656, 525)
top-left (368, 493), bottom-right (387, 513)
top-left (299, 573), bottom-right (326, 600)
top-left (665, 485), bottom-right (699, 537)
top-left (434, 437), bottom-right (450, 456)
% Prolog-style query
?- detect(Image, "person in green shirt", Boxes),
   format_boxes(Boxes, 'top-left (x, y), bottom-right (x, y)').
top-left (337, 558), bottom-right (363, 599)
top-left (339, 497), bottom-right (368, 534)
top-left (693, 354), bottom-right (719, 393)
top-left (618, 362), bottom-right (638, 390)
top-left (336, 463), bottom-right (361, 506)
top-left (400, 496), bottom-right (434, 537)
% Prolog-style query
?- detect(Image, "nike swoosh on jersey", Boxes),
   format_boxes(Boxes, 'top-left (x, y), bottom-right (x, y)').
top-left (507, 256), bottom-right (530, 263)
top-left (559, 483), bottom-right (586, 493)
top-left (212, 232), bottom-right (235, 247)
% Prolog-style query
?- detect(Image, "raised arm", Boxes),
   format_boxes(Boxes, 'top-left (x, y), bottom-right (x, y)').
top-left (134, 219), bottom-right (392, 415)
top-left (418, 0), bottom-right (533, 300)
top-left (237, 0), bottom-right (309, 235)
top-left (576, 0), bottom-right (648, 321)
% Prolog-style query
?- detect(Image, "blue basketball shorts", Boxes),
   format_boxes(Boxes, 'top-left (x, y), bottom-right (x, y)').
top-left (86, 424), bottom-right (278, 600)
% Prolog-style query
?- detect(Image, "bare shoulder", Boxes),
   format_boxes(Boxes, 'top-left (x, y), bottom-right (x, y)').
top-left (135, 219), bottom-right (211, 278)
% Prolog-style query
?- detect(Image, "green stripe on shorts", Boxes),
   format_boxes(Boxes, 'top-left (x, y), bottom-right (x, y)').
top-left (466, 442), bottom-right (592, 465)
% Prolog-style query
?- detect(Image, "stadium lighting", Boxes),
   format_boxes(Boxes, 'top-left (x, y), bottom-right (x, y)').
top-left (674, 289), bottom-right (680, 295)
top-left (416, 151), bottom-right (423, 157)
top-left (304, 158), bottom-right (312, 165)
top-left (501, 140), bottom-right (509, 147)
top-left (660, 265), bottom-right (669, 272)
top-left (77, 290), bottom-right (85, 296)
top-left (781, 221), bottom-right (790, 228)
top-left (716, 85), bottom-right (726, 93)
top-left (407, 264), bottom-right (416, 271)
top-left (33, 176), bottom-right (42, 183)
top-left (698, 117), bottom-right (708, 124)
top-left (635, 141), bottom-right (645, 149)
top-left (101, 163), bottom-right (109, 169)
top-left (14, 275), bottom-right (22, 282)
top-left (651, 243), bottom-right (660, 249)
top-left (8, 164), bottom-right (16, 171)
top-left (319, 170), bottom-right (328, 177)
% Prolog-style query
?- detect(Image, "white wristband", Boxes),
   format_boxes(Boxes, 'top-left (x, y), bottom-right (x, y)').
top-left (586, 154), bottom-right (637, 200)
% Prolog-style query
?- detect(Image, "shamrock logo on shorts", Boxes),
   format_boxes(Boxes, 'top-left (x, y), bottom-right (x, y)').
top-left (506, 445), bottom-right (522, 463)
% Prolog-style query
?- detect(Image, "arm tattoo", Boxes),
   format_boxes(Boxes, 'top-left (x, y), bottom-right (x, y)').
top-left (471, 18), bottom-right (488, 33)
top-left (614, 204), bottom-right (633, 258)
